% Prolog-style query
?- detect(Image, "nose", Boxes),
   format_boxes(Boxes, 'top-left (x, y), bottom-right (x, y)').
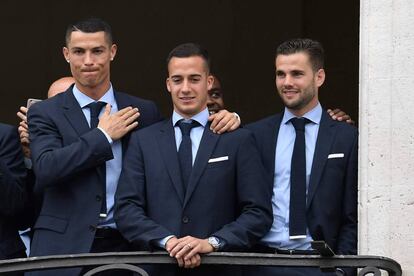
top-left (181, 79), bottom-right (191, 93)
top-left (282, 74), bottom-right (293, 87)
top-left (84, 52), bottom-right (94, 66)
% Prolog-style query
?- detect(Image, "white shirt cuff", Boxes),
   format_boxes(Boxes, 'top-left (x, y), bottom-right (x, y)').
top-left (97, 127), bottom-right (113, 144)
top-left (157, 235), bottom-right (175, 249)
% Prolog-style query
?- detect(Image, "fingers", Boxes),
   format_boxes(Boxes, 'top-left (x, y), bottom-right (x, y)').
top-left (208, 113), bottom-right (219, 131)
top-left (176, 257), bottom-right (184, 267)
top-left (170, 239), bottom-right (191, 257)
top-left (182, 253), bottom-right (201, 268)
top-left (17, 106), bottom-right (28, 122)
top-left (19, 122), bottom-right (29, 131)
top-left (103, 103), bottom-right (112, 116)
top-left (117, 106), bottom-right (137, 116)
top-left (122, 108), bottom-right (140, 125)
top-left (209, 110), bottom-right (239, 134)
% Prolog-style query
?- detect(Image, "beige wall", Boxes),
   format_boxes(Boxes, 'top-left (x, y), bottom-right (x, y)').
top-left (359, 0), bottom-right (414, 274)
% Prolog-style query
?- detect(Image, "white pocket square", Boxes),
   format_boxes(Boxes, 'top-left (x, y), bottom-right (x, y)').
top-left (328, 153), bottom-right (344, 159)
top-left (208, 156), bottom-right (229, 163)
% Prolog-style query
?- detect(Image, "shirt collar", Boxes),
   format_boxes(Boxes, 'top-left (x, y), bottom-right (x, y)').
top-left (282, 102), bottom-right (322, 125)
top-left (172, 108), bottom-right (209, 127)
top-left (72, 84), bottom-right (116, 108)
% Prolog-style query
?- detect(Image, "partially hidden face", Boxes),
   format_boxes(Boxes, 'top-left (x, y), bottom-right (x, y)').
top-left (275, 52), bottom-right (325, 116)
top-left (63, 31), bottom-right (116, 91)
top-left (207, 76), bottom-right (225, 114)
top-left (167, 56), bottom-right (213, 118)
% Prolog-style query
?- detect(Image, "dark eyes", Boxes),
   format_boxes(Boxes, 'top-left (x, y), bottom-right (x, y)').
top-left (209, 92), bottom-right (222, 98)
top-left (171, 77), bottom-right (201, 83)
top-left (93, 49), bottom-right (104, 54)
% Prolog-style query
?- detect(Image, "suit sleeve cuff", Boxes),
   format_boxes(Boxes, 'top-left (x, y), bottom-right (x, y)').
top-left (233, 112), bottom-right (241, 124)
top-left (97, 127), bottom-right (113, 144)
top-left (156, 235), bottom-right (175, 249)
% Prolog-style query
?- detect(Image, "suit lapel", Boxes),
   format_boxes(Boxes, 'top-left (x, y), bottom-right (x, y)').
top-left (265, 114), bottom-right (283, 183)
top-left (157, 119), bottom-right (185, 204)
top-left (183, 125), bottom-right (219, 208)
top-left (114, 91), bottom-right (132, 155)
top-left (62, 86), bottom-right (90, 136)
top-left (307, 111), bottom-right (336, 209)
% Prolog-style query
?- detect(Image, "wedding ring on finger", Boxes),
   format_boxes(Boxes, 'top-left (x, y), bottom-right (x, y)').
top-left (186, 243), bottom-right (193, 249)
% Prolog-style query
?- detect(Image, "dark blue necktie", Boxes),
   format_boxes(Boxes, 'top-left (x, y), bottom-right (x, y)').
top-left (88, 101), bottom-right (108, 218)
top-left (289, 117), bottom-right (310, 238)
top-left (177, 120), bottom-right (199, 191)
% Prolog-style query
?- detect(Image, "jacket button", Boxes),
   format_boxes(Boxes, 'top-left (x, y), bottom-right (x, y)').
top-left (182, 216), bottom-right (189, 224)
top-left (96, 195), bottom-right (102, 201)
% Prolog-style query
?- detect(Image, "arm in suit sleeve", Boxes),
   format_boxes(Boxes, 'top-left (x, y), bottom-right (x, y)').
top-left (336, 129), bottom-right (358, 255)
top-left (211, 131), bottom-right (273, 250)
top-left (28, 103), bottom-right (113, 190)
top-left (0, 125), bottom-right (27, 216)
top-left (115, 131), bottom-right (172, 250)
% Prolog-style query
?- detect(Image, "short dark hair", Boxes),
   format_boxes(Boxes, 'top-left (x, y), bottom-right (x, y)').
top-left (166, 43), bottom-right (211, 72)
top-left (276, 38), bottom-right (324, 71)
top-left (65, 17), bottom-right (113, 46)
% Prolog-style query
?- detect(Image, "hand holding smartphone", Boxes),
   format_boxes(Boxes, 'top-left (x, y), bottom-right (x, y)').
top-left (27, 98), bottom-right (42, 108)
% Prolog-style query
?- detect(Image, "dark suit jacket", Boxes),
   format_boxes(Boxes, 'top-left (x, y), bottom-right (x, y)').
top-left (27, 86), bottom-right (161, 275)
top-left (0, 123), bottom-right (27, 259)
top-left (246, 110), bottom-right (358, 255)
top-left (115, 118), bottom-right (273, 276)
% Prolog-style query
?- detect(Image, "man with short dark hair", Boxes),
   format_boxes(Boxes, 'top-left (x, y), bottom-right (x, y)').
top-left (245, 38), bottom-right (358, 276)
top-left (115, 43), bottom-right (272, 276)
top-left (27, 17), bottom-right (160, 276)
top-left (28, 18), bottom-right (241, 276)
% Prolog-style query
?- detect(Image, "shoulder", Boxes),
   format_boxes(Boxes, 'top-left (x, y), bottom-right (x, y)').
top-left (245, 113), bottom-right (281, 132)
top-left (216, 127), bottom-right (256, 146)
top-left (246, 114), bottom-right (281, 129)
top-left (0, 123), bottom-right (18, 144)
top-left (0, 122), bottom-right (14, 133)
top-left (0, 123), bottom-right (20, 155)
top-left (132, 118), bottom-right (168, 138)
top-left (27, 93), bottom-right (64, 116)
top-left (323, 112), bottom-right (358, 137)
top-left (115, 91), bottom-right (158, 109)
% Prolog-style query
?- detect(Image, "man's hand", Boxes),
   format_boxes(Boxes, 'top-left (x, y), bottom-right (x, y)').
top-left (327, 108), bottom-right (355, 125)
top-left (98, 105), bottom-right (140, 140)
top-left (208, 110), bottom-right (240, 134)
top-left (16, 106), bottom-right (31, 158)
top-left (167, 236), bottom-right (213, 268)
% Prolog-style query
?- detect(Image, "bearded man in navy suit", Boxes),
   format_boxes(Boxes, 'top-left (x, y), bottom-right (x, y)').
top-left (245, 38), bottom-right (358, 276)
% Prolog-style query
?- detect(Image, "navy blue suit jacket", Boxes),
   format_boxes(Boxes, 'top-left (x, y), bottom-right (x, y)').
top-left (115, 118), bottom-right (273, 276)
top-left (27, 86), bottom-right (161, 275)
top-left (0, 123), bottom-right (27, 259)
top-left (246, 110), bottom-right (358, 255)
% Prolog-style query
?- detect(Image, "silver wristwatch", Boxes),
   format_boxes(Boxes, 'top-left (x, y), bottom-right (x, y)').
top-left (207, 236), bottom-right (221, 251)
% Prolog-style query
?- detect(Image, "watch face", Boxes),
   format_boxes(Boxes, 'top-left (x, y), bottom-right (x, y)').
top-left (208, 237), bottom-right (220, 250)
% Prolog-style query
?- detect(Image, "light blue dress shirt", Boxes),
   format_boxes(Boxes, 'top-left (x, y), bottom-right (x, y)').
top-left (157, 108), bottom-right (209, 248)
top-left (261, 103), bottom-right (322, 250)
top-left (172, 108), bottom-right (209, 160)
top-left (72, 84), bottom-right (121, 228)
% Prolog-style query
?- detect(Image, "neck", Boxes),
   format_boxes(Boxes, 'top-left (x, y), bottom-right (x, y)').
top-left (75, 80), bottom-right (111, 101)
top-left (288, 100), bottom-right (319, 117)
